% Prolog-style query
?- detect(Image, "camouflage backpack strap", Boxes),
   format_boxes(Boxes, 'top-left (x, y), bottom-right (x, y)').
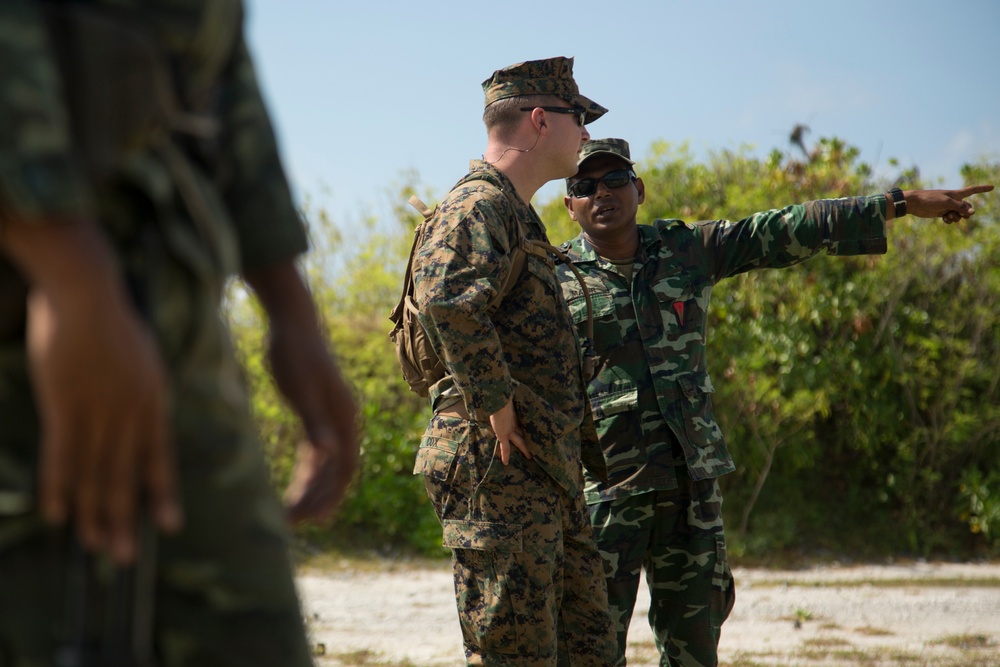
top-left (487, 201), bottom-right (529, 315)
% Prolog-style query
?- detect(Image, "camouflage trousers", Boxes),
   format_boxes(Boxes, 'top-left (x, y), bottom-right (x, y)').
top-left (0, 342), bottom-right (314, 666)
top-left (416, 413), bottom-right (619, 666)
top-left (588, 474), bottom-right (735, 667)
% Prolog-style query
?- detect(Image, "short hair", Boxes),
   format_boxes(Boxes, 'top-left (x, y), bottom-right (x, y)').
top-left (483, 94), bottom-right (564, 139)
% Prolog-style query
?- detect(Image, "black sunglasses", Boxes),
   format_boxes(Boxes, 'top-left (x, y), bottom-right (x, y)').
top-left (567, 169), bottom-right (636, 198)
top-left (519, 105), bottom-right (587, 127)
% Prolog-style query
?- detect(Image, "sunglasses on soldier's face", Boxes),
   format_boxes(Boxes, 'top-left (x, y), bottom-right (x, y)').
top-left (519, 105), bottom-right (587, 127)
top-left (566, 169), bottom-right (636, 198)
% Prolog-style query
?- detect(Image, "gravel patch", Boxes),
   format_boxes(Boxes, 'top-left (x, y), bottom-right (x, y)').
top-left (297, 560), bottom-right (1000, 666)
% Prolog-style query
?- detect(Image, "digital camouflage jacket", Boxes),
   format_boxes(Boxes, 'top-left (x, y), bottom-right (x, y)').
top-left (413, 160), bottom-right (605, 496)
top-left (557, 196), bottom-right (889, 503)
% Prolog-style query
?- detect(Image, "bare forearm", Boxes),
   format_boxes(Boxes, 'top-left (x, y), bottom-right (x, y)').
top-left (242, 259), bottom-right (320, 339)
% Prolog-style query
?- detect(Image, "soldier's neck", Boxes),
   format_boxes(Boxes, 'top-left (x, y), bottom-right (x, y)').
top-left (584, 226), bottom-right (639, 261)
top-left (482, 154), bottom-right (544, 205)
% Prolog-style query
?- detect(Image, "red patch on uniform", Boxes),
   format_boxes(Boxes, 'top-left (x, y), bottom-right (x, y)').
top-left (673, 301), bottom-right (685, 326)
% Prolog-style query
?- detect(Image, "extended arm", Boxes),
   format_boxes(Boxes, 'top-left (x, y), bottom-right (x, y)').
top-left (704, 184), bottom-right (995, 281)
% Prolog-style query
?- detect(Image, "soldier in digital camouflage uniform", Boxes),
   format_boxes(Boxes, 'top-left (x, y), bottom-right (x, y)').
top-left (555, 138), bottom-right (992, 667)
top-left (411, 58), bottom-right (619, 666)
top-left (0, 1), bottom-right (358, 664)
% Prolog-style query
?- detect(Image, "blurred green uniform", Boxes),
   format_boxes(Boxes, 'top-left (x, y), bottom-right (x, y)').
top-left (0, 1), bottom-right (313, 664)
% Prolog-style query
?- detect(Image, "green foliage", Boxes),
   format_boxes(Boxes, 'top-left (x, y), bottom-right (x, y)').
top-left (227, 138), bottom-right (1000, 561)
top-left (700, 146), bottom-right (1000, 558)
top-left (538, 188), bottom-right (578, 245)
top-left (228, 176), bottom-right (443, 556)
top-left (959, 468), bottom-right (1000, 548)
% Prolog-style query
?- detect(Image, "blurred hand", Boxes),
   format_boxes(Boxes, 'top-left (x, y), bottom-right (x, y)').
top-left (4, 219), bottom-right (180, 565)
top-left (271, 334), bottom-right (359, 523)
top-left (244, 262), bottom-right (359, 524)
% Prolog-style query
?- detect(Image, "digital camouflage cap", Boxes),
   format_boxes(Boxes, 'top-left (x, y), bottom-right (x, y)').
top-left (481, 56), bottom-right (607, 125)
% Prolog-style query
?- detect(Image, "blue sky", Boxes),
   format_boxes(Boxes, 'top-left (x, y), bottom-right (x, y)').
top-left (244, 0), bottom-right (1000, 227)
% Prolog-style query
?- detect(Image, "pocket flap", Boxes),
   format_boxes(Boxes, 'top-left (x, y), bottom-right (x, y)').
top-left (442, 520), bottom-right (522, 553)
top-left (567, 290), bottom-right (615, 325)
top-left (413, 431), bottom-right (462, 479)
top-left (589, 383), bottom-right (638, 420)
top-left (678, 372), bottom-right (715, 399)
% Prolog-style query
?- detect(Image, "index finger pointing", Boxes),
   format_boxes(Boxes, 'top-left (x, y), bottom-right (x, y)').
top-left (954, 184), bottom-right (995, 199)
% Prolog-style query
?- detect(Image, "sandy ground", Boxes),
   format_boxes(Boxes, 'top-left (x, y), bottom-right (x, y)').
top-left (297, 560), bottom-right (1000, 666)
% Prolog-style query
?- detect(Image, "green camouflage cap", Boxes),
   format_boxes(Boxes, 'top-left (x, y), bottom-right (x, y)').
top-left (568, 138), bottom-right (635, 185)
top-left (482, 56), bottom-right (608, 125)
top-left (577, 138), bottom-right (635, 168)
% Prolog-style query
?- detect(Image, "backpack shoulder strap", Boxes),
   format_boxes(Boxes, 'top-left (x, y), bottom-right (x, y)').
top-left (388, 195), bottom-right (433, 326)
top-left (407, 194), bottom-right (433, 219)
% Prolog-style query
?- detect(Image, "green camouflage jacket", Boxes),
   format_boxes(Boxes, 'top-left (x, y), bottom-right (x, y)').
top-left (413, 160), bottom-right (605, 495)
top-left (557, 196), bottom-right (888, 503)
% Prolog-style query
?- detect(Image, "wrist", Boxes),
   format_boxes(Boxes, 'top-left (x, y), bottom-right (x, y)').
top-left (3, 218), bottom-right (126, 305)
top-left (887, 187), bottom-right (907, 219)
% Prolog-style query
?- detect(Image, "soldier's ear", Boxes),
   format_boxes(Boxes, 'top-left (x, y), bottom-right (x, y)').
top-left (635, 177), bottom-right (646, 205)
top-left (564, 196), bottom-right (579, 221)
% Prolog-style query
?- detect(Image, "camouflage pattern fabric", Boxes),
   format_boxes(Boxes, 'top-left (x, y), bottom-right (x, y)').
top-left (414, 160), bottom-right (601, 497)
top-left (590, 476), bottom-right (734, 667)
top-left (419, 413), bottom-right (618, 666)
top-left (0, 1), bottom-right (312, 664)
top-left (557, 195), bottom-right (889, 665)
top-left (558, 197), bottom-right (888, 503)
top-left (481, 56), bottom-right (607, 125)
top-left (571, 138), bottom-right (636, 172)
top-left (412, 160), bottom-right (617, 665)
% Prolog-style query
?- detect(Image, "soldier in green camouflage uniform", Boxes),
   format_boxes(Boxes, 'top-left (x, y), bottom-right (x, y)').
top-left (555, 138), bottom-right (992, 667)
top-left (411, 58), bottom-right (619, 666)
top-left (0, 1), bottom-right (358, 664)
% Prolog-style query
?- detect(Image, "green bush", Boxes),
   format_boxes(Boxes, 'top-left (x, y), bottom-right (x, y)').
top-left (227, 141), bottom-right (1000, 561)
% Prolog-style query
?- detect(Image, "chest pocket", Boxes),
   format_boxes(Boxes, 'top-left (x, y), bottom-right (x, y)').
top-left (589, 381), bottom-right (638, 421)
top-left (524, 251), bottom-right (558, 296)
top-left (567, 290), bottom-right (620, 351)
top-left (655, 282), bottom-right (701, 334)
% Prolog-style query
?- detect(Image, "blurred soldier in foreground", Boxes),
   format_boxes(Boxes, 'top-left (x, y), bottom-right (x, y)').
top-left (409, 57), bottom-right (618, 665)
top-left (0, 1), bottom-right (358, 664)
top-left (556, 137), bottom-right (992, 667)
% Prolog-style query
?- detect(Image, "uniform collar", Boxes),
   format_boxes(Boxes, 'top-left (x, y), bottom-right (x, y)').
top-left (565, 223), bottom-right (658, 264)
